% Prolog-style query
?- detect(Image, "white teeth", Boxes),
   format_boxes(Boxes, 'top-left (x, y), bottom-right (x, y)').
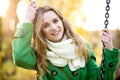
top-left (52, 31), bottom-right (59, 35)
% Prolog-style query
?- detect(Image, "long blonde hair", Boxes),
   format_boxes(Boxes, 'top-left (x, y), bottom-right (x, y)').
top-left (33, 5), bottom-right (89, 78)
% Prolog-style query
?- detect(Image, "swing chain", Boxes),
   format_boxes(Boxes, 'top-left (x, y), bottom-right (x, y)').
top-left (101, 0), bottom-right (110, 80)
top-left (104, 0), bottom-right (110, 28)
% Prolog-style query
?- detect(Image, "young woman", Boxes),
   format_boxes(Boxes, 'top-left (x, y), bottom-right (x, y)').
top-left (12, 1), bottom-right (119, 80)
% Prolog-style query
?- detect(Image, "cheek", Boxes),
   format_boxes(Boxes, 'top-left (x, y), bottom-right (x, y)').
top-left (60, 21), bottom-right (64, 29)
top-left (60, 23), bottom-right (64, 31)
top-left (42, 29), bottom-right (50, 38)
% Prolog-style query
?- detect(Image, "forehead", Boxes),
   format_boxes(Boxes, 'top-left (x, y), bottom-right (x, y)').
top-left (42, 10), bottom-right (58, 24)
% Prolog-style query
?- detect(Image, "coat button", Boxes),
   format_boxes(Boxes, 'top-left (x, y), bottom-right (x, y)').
top-left (109, 62), bottom-right (114, 68)
top-left (51, 70), bottom-right (57, 76)
top-left (14, 29), bottom-right (25, 38)
top-left (72, 71), bottom-right (78, 76)
top-left (19, 29), bottom-right (24, 37)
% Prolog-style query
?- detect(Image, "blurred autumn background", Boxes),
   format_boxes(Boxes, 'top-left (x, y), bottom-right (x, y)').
top-left (0, 0), bottom-right (120, 80)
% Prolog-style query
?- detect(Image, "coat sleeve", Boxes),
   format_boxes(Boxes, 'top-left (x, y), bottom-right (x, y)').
top-left (86, 42), bottom-right (119, 80)
top-left (12, 23), bottom-right (37, 70)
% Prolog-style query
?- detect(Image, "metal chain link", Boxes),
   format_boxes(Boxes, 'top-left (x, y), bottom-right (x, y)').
top-left (104, 0), bottom-right (111, 28)
top-left (101, 0), bottom-right (110, 80)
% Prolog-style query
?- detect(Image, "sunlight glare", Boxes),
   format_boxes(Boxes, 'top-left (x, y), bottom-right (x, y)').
top-left (0, 0), bottom-right (10, 17)
top-left (16, 1), bottom-right (28, 22)
top-left (81, 0), bottom-right (120, 31)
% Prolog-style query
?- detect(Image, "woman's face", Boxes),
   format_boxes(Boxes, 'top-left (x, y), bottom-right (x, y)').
top-left (42, 10), bottom-right (64, 42)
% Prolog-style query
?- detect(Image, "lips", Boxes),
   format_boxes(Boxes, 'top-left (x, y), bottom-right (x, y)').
top-left (51, 30), bottom-right (60, 36)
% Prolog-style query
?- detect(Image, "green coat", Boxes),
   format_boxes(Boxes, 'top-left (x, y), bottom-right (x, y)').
top-left (12, 23), bottom-right (120, 80)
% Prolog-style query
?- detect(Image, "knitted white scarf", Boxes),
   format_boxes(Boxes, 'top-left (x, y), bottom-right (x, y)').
top-left (46, 36), bottom-right (85, 71)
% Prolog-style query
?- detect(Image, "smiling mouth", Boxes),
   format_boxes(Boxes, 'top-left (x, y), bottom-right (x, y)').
top-left (51, 30), bottom-right (60, 36)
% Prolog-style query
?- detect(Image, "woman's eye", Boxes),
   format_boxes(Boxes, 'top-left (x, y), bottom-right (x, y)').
top-left (53, 19), bottom-right (58, 23)
top-left (43, 24), bottom-right (49, 28)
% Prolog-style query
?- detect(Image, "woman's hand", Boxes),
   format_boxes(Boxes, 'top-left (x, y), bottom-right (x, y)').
top-left (24, 1), bottom-right (37, 23)
top-left (101, 28), bottom-right (113, 50)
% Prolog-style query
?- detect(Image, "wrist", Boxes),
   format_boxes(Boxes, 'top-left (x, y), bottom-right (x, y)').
top-left (23, 19), bottom-right (33, 24)
top-left (105, 45), bottom-right (113, 50)
top-left (17, 21), bottom-right (33, 28)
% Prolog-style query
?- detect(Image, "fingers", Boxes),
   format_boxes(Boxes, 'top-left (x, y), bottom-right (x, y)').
top-left (30, 1), bottom-right (36, 6)
top-left (101, 28), bottom-right (111, 38)
top-left (30, 0), bottom-right (37, 7)
top-left (102, 28), bottom-right (110, 34)
top-left (30, 0), bottom-right (36, 2)
top-left (101, 35), bottom-right (110, 43)
top-left (101, 28), bottom-right (111, 43)
top-left (28, 0), bottom-right (37, 9)
top-left (101, 28), bottom-right (113, 50)
top-left (22, 1), bottom-right (37, 23)
top-left (28, 1), bottom-right (37, 13)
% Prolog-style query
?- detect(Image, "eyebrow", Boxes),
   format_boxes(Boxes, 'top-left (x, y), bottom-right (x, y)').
top-left (52, 17), bottom-right (58, 20)
top-left (42, 22), bottom-right (48, 26)
top-left (42, 17), bottom-right (58, 26)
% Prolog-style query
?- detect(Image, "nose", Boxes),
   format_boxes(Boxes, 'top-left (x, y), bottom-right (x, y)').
top-left (51, 23), bottom-right (57, 30)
